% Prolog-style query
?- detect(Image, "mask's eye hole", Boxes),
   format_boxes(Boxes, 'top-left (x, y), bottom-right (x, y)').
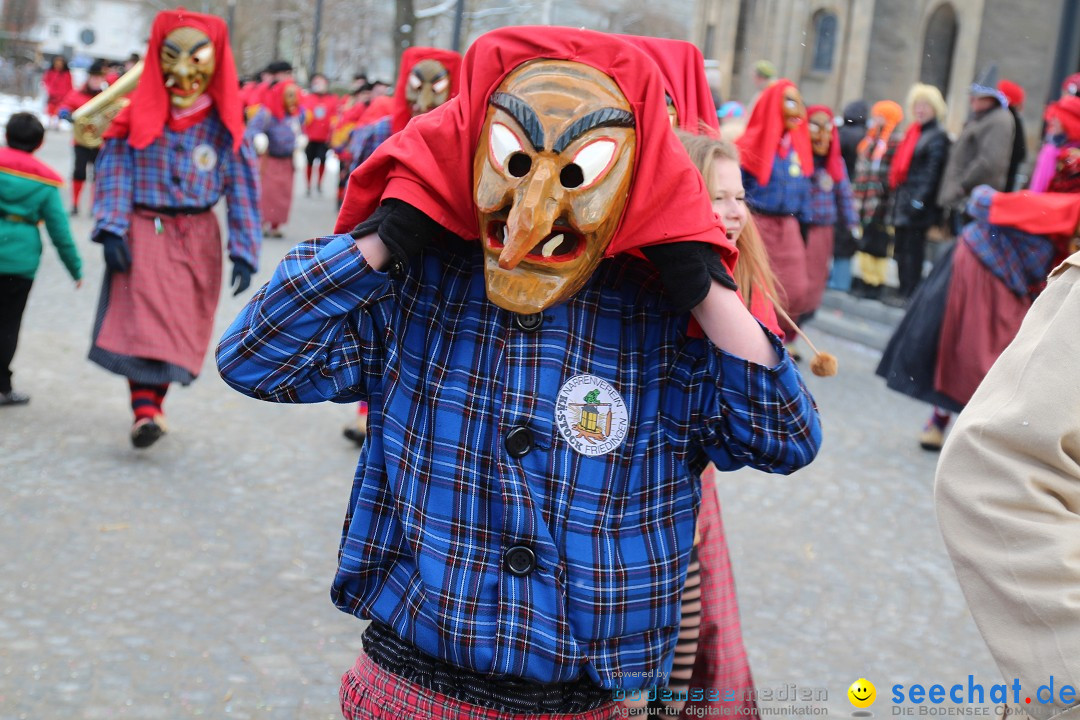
top-left (408, 74), bottom-right (422, 90)
top-left (489, 122), bottom-right (524, 173)
top-left (570, 138), bottom-right (617, 189)
top-left (432, 77), bottom-right (449, 94)
top-left (193, 47), bottom-right (213, 65)
top-left (507, 152), bottom-right (532, 178)
top-left (560, 164), bottom-right (584, 188)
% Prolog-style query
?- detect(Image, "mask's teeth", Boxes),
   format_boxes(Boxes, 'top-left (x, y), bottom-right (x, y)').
top-left (541, 234), bottom-right (565, 258)
top-left (165, 77), bottom-right (176, 87)
top-left (501, 225), bottom-right (508, 244)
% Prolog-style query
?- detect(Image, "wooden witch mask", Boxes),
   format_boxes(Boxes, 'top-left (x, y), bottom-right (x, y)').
top-left (473, 60), bottom-right (637, 314)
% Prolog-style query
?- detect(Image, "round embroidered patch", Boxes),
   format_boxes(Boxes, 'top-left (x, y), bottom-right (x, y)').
top-left (555, 374), bottom-right (629, 457)
top-left (192, 144), bottom-right (217, 172)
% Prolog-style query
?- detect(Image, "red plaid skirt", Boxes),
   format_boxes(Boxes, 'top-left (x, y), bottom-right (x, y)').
top-left (754, 213), bottom-right (809, 335)
top-left (259, 154), bottom-right (295, 227)
top-left (803, 224), bottom-right (835, 316)
top-left (339, 653), bottom-right (623, 720)
top-left (683, 466), bottom-right (757, 717)
top-left (95, 209), bottom-right (222, 377)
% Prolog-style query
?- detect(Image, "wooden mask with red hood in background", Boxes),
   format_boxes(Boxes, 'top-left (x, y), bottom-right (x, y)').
top-left (335, 26), bottom-right (735, 315)
top-left (104, 8), bottom-right (245, 151)
top-left (392, 47), bottom-right (462, 132)
top-left (736, 79), bottom-right (813, 185)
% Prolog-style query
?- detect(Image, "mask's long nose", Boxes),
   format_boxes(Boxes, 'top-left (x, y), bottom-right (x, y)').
top-left (499, 160), bottom-right (561, 270)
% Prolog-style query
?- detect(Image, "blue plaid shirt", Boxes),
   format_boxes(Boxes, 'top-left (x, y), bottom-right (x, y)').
top-left (216, 233), bottom-right (821, 689)
top-left (743, 152), bottom-right (812, 222)
top-left (347, 117), bottom-right (393, 174)
top-left (93, 109), bottom-right (262, 269)
top-left (808, 162), bottom-right (859, 227)
top-left (246, 107), bottom-right (301, 158)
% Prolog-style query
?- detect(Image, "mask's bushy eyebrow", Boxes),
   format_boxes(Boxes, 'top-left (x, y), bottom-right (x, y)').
top-left (553, 108), bottom-right (634, 153)
top-left (490, 91), bottom-right (544, 151)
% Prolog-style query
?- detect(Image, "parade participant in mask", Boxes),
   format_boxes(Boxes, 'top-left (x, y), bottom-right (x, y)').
top-left (300, 73), bottom-right (340, 197)
top-left (736, 79), bottom-right (814, 352)
top-left (620, 35), bottom-right (718, 134)
top-left (89, 8), bottom-right (261, 449)
top-left (247, 78), bottom-right (302, 238)
top-left (58, 59), bottom-right (108, 215)
top-left (42, 56), bottom-right (73, 130)
top-left (219, 25), bottom-right (820, 720)
top-left (805, 104), bottom-right (858, 314)
top-left (339, 47), bottom-right (461, 446)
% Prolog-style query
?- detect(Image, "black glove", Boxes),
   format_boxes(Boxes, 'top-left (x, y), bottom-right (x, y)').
top-left (350, 199), bottom-right (446, 278)
top-left (97, 230), bottom-right (132, 273)
top-left (230, 259), bottom-right (255, 296)
top-left (641, 241), bottom-right (738, 314)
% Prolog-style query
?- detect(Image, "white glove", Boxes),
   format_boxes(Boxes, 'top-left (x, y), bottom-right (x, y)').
top-left (253, 133), bottom-right (269, 155)
top-left (296, 133), bottom-right (309, 151)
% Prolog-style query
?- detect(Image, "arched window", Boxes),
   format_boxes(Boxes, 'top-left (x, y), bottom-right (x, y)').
top-left (811, 10), bottom-right (838, 73)
top-left (920, 2), bottom-right (958, 94)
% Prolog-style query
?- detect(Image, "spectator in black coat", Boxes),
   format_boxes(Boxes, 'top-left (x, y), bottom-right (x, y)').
top-left (888, 83), bottom-right (951, 301)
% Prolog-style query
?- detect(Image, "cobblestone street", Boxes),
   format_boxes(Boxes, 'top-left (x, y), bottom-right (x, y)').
top-left (1, 130), bottom-right (1000, 719)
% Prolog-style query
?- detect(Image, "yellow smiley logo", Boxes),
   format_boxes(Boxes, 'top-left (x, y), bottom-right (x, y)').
top-left (848, 678), bottom-right (876, 708)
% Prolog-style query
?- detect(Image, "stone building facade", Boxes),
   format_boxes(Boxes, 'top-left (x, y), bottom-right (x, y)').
top-left (694, 0), bottom-right (1079, 149)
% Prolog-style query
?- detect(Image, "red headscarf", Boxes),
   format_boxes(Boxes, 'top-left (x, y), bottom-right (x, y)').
top-left (263, 79), bottom-right (299, 120)
top-left (1047, 96), bottom-right (1080, 142)
top-left (390, 47), bottom-right (462, 133)
top-left (806, 104), bottom-right (844, 183)
top-left (104, 8), bottom-right (244, 152)
top-left (736, 79), bottom-right (814, 186)
top-left (618, 35), bottom-right (718, 133)
top-left (889, 121), bottom-right (922, 190)
top-left (334, 26), bottom-right (733, 266)
top-left (1062, 72), bottom-right (1080, 97)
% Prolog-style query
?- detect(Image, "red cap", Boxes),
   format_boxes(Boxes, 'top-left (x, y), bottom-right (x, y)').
top-left (998, 79), bottom-right (1025, 109)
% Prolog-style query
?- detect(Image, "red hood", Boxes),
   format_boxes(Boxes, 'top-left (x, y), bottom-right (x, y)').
top-left (391, 47), bottom-right (463, 133)
top-left (619, 35), bottom-right (718, 133)
top-left (335, 25), bottom-right (734, 266)
top-left (736, 79), bottom-right (814, 186)
top-left (104, 8), bottom-right (244, 151)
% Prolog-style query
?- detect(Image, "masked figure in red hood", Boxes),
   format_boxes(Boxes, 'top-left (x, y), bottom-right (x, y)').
top-left (736, 79), bottom-right (814, 346)
top-left (89, 8), bottom-right (261, 450)
top-left (619, 35), bottom-right (718, 134)
top-left (803, 104), bottom-right (858, 315)
top-left (246, 79), bottom-right (301, 237)
top-left (337, 47), bottom-right (463, 446)
top-left (218, 25), bottom-right (819, 719)
top-left (344, 47), bottom-right (462, 180)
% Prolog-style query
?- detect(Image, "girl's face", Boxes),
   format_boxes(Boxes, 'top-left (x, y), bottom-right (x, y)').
top-left (709, 157), bottom-right (748, 240)
top-left (912, 99), bottom-right (935, 125)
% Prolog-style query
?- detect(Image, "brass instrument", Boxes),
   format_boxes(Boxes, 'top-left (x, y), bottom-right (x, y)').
top-left (72, 60), bottom-right (144, 149)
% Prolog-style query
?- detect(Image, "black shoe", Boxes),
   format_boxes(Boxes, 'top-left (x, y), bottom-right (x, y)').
top-left (0, 390), bottom-right (30, 406)
top-left (69, 207), bottom-right (78, 216)
top-left (131, 416), bottom-right (167, 449)
top-left (881, 291), bottom-right (908, 308)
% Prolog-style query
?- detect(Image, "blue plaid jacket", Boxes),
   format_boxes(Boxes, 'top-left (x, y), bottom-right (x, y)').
top-left (743, 152), bottom-right (812, 222)
top-left (216, 233), bottom-right (821, 689)
top-left (92, 109), bottom-right (262, 269)
top-left (808, 162), bottom-right (859, 227)
top-left (246, 107), bottom-right (301, 158)
top-left (347, 117), bottom-right (393, 175)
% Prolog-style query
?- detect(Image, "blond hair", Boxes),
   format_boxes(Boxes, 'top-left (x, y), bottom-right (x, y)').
top-left (906, 82), bottom-right (947, 123)
top-left (677, 131), bottom-right (779, 310)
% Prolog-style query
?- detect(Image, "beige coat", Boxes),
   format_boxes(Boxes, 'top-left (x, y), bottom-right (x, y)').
top-left (936, 252), bottom-right (1080, 720)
